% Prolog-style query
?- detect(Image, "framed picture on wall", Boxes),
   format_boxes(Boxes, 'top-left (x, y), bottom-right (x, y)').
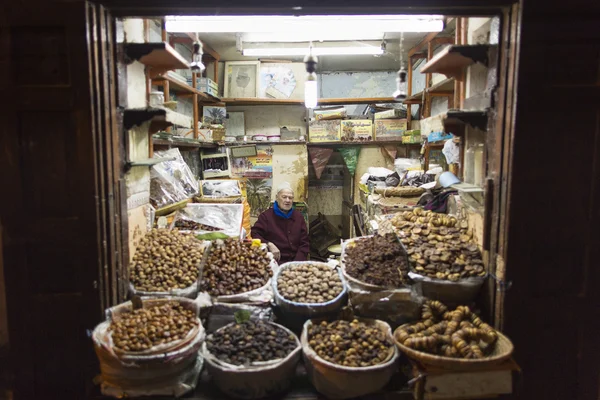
top-left (224, 61), bottom-right (260, 98)
top-left (226, 111), bottom-right (245, 138)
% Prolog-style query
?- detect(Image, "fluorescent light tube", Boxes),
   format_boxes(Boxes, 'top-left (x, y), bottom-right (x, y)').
top-left (166, 15), bottom-right (444, 34)
top-left (243, 47), bottom-right (384, 56)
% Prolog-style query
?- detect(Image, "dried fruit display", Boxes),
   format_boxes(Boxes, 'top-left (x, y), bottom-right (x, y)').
top-left (395, 300), bottom-right (498, 359)
top-left (206, 321), bottom-right (298, 366)
top-left (109, 302), bottom-right (198, 352)
top-left (307, 319), bottom-right (394, 367)
top-left (343, 233), bottom-right (410, 287)
top-left (277, 263), bottom-right (344, 303)
top-left (391, 209), bottom-right (485, 281)
top-left (130, 229), bottom-right (205, 292)
top-left (201, 239), bottom-right (272, 296)
top-left (174, 218), bottom-right (221, 231)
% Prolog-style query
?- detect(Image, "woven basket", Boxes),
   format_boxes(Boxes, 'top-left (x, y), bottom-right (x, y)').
top-left (374, 186), bottom-right (425, 197)
top-left (393, 324), bottom-right (514, 371)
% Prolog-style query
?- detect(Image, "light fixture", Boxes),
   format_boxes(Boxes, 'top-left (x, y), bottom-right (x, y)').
top-left (393, 33), bottom-right (407, 101)
top-left (190, 35), bottom-right (205, 73)
top-left (243, 46), bottom-right (383, 57)
top-left (304, 43), bottom-right (318, 109)
top-left (166, 15), bottom-right (444, 34)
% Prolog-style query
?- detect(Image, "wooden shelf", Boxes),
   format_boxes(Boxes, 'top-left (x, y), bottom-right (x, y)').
top-left (428, 78), bottom-right (455, 94)
top-left (152, 73), bottom-right (222, 104)
top-left (125, 42), bottom-right (189, 73)
top-left (153, 138), bottom-right (217, 149)
top-left (222, 97), bottom-right (400, 106)
top-left (307, 141), bottom-right (421, 147)
top-left (125, 156), bottom-right (176, 171)
top-left (405, 90), bottom-right (424, 103)
top-left (222, 140), bottom-right (307, 146)
top-left (420, 45), bottom-right (492, 80)
top-left (445, 109), bottom-right (488, 131)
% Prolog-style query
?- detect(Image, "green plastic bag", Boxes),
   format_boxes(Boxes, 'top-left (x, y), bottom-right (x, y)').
top-left (196, 232), bottom-right (231, 241)
top-left (338, 147), bottom-right (361, 175)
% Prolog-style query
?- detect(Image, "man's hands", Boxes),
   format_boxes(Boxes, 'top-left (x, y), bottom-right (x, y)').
top-left (267, 242), bottom-right (281, 261)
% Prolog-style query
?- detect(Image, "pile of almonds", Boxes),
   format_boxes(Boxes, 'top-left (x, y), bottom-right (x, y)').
top-left (308, 319), bottom-right (394, 367)
top-left (206, 321), bottom-right (298, 366)
top-left (201, 239), bottom-right (272, 296)
top-left (110, 302), bottom-right (198, 352)
top-left (343, 233), bottom-right (410, 288)
top-left (277, 263), bottom-right (344, 303)
top-left (130, 229), bottom-right (205, 292)
top-left (391, 209), bottom-right (485, 281)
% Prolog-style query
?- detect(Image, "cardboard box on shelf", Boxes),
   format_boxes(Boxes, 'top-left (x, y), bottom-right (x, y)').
top-left (341, 120), bottom-right (373, 142)
top-left (402, 135), bottom-right (422, 144)
top-left (374, 119), bottom-right (408, 141)
top-left (374, 109), bottom-right (406, 119)
top-left (309, 120), bottom-right (341, 142)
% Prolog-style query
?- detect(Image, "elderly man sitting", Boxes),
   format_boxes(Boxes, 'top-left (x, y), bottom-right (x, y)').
top-left (251, 182), bottom-right (309, 264)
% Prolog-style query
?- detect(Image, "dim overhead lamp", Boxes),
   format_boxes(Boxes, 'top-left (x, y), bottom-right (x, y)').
top-left (304, 44), bottom-right (318, 109)
top-left (392, 32), bottom-right (407, 101)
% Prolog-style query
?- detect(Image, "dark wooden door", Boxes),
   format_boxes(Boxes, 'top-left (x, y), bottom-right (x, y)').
top-left (0, 2), bottom-right (123, 399)
top-left (500, 2), bottom-right (600, 399)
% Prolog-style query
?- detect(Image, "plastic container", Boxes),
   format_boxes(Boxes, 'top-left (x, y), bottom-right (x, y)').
top-left (301, 318), bottom-right (399, 399)
top-left (149, 91), bottom-right (165, 107)
top-left (201, 322), bottom-right (302, 399)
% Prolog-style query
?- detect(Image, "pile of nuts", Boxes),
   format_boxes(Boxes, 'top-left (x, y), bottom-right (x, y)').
top-left (277, 263), bottom-right (344, 303)
top-left (201, 239), bottom-right (272, 296)
top-left (391, 209), bottom-right (485, 281)
top-left (130, 229), bottom-right (205, 292)
top-left (110, 302), bottom-right (198, 352)
top-left (308, 319), bottom-right (394, 367)
top-left (206, 321), bottom-right (298, 366)
top-left (343, 233), bottom-right (410, 287)
top-left (174, 218), bottom-right (221, 231)
top-left (395, 300), bottom-right (498, 359)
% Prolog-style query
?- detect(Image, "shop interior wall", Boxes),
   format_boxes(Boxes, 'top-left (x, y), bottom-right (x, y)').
top-left (307, 152), bottom-right (346, 232)
top-left (123, 18), bottom-right (153, 261)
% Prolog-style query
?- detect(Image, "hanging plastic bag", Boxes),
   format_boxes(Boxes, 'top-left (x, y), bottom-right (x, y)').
top-left (308, 147), bottom-right (334, 179)
top-left (338, 147), bottom-right (361, 175)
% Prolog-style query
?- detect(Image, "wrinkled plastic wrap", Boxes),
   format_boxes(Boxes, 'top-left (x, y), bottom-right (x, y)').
top-left (338, 147), bottom-right (361, 175)
top-left (301, 318), bottom-right (399, 399)
top-left (442, 139), bottom-right (460, 164)
top-left (201, 322), bottom-right (302, 399)
top-left (129, 240), bottom-right (211, 299)
top-left (205, 302), bottom-right (274, 333)
top-left (394, 158), bottom-right (420, 175)
top-left (308, 147), bottom-right (334, 179)
top-left (171, 203), bottom-right (244, 238)
top-left (93, 297), bottom-right (205, 398)
top-left (340, 237), bottom-right (423, 327)
top-left (408, 271), bottom-right (487, 306)
top-left (150, 149), bottom-right (200, 209)
top-left (200, 180), bottom-right (242, 198)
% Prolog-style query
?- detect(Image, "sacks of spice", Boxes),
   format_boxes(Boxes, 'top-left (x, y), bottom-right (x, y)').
top-left (301, 318), bottom-right (399, 399)
top-left (92, 297), bottom-right (205, 398)
top-left (201, 319), bottom-right (301, 399)
top-left (340, 234), bottom-right (422, 326)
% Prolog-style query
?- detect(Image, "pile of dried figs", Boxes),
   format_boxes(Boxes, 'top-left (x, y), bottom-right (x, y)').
top-left (110, 302), bottom-right (198, 352)
top-left (174, 218), bottom-right (221, 231)
top-left (391, 209), bottom-right (485, 281)
top-left (307, 319), bottom-right (394, 367)
top-left (395, 300), bottom-right (498, 359)
top-left (130, 229), bottom-right (205, 292)
top-left (343, 233), bottom-right (410, 287)
top-left (206, 321), bottom-right (298, 365)
top-left (201, 239), bottom-right (272, 296)
top-left (277, 263), bottom-right (344, 303)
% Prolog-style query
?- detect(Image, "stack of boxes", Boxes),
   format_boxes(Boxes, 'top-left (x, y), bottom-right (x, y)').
top-left (186, 77), bottom-right (219, 97)
top-left (308, 107), bottom-right (421, 143)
